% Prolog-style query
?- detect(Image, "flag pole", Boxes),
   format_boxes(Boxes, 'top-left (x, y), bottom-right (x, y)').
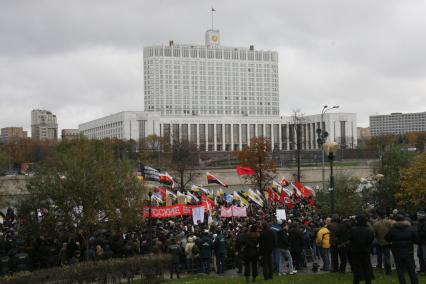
top-left (211, 7), bottom-right (214, 30)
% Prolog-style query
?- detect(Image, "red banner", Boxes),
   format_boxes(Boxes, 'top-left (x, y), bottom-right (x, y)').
top-left (144, 203), bottom-right (208, 219)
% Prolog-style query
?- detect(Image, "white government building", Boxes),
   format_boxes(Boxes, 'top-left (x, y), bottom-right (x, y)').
top-left (79, 29), bottom-right (357, 151)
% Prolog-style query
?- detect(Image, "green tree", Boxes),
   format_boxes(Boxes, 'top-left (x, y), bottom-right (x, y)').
top-left (18, 139), bottom-right (144, 258)
top-left (374, 145), bottom-right (415, 211)
top-left (0, 149), bottom-right (9, 173)
top-left (396, 152), bottom-right (426, 209)
top-left (316, 174), bottom-right (364, 216)
top-left (235, 137), bottom-right (277, 191)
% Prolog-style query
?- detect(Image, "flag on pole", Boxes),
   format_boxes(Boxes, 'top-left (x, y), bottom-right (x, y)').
top-left (159, 172), bottom-right (175, 186)
top-left (236, 165), bottom-right (255, 176)
top-left (280, 176), bottom-right (290, 187)
top-left (207, 172), bottom-right (228, 187)
top-left (291, 183), bottom-right (302, 197)
top-left (166, 189), bottom-right (177, 199)
top-left (294, 181), bottom-right (312, 199)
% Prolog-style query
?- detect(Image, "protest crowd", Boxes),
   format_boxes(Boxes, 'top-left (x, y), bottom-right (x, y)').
top-left (0, 166), bottom-right (425, 284)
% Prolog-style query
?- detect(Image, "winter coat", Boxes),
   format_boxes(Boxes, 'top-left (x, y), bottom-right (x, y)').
top-left (418, 218), bottom-right (426, 245)
top-left (316, 227), bottom-right (330, 249)
top-left (214, 233), bottom-right (226, 255)
top-left (335, 221), bottom-right (352, 247)
top-left (198, 235), bottom-right (213, 259)
top-left (373, 218), bottom-right (392, 246)
top-left (277, 230), bottom-right (289, 250)
top-left (243, 232), bottom-right (259, 258)
top-left (185, 238), bottom-right (198, 259)
top-left (288, 227), bottom-right (304, 253)
top-left (167, 243), bottom-right (184, 264)
top-left (384, 220), bottom-right (417, 258)
top-left (328, 222), bottom-right (339, 247)
top-left (349, 225), bottom-right (374, 254)
top-left (259, 228), bottom-right (276, 253)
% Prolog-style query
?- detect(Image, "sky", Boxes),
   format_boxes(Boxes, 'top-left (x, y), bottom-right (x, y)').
top-left (1, 0), bottom-right (426, 134)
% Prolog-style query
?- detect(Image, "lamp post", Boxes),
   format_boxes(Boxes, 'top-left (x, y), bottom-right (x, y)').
top-left (324, 141), bottom-right (340, 214)
top-left (317, 105), bottom-right (339, 191)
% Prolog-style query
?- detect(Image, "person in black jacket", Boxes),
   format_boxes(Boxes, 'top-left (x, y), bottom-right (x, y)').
top-left (417, 211), bottom-right (426, 276)
top-left (385, 215), bottom-right (419, 284)
top-left (349, 215), bottom-right (374, 284)
top-left (166, 237), bottom-right (184, 279)
top-left (335, 218), bottom-right (352, 273)
top-left (277, 222), bottom-right (295, 275)
top-left (260, 222), bottom-right (276, 280)
top-left (214, 230), bottom-right (226, 274)
top-left (243, 225), bottom-right (260, 282)
top-left (288, 223), bottom-right (304, 271)
top-left (198, 230), bottom-right (213, 274)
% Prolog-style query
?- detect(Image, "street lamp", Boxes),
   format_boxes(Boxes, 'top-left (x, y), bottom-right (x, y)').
top-left (317, 105), bottom-right (339, 192)
top-left (324, 141), bottom-right (340, 214)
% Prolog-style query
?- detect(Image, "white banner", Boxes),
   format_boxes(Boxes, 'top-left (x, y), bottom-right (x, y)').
top-left (192, 206), bottom-right (205, 225)
top-left (276, 209), bottom-right (287, 221)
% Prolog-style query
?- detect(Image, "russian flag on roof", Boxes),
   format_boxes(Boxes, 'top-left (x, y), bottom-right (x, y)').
top-left (206, 172), bottom-right (228, 187)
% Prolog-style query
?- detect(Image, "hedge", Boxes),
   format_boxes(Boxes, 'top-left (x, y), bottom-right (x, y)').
top-left (0, 254), bottom-right (170, 284)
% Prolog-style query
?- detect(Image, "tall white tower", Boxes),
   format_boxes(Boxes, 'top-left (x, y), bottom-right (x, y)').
top-left (143, 31), bottom-right (279, 117)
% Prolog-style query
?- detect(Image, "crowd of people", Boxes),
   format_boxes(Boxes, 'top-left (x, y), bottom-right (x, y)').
top-left (0, 188), bottom-right (426, 284)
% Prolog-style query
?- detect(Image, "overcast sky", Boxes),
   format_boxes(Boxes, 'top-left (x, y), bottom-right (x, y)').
top-left (1, 0), bottom-right (426, 134)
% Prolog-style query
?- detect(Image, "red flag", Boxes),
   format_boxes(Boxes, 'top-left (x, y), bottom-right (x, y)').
top-left (279, 190), bottom-right (295, 208)
top-left (309, 199), bottom-right (316, 208)
top-left (207, 172), bottom-right (228, 187)
top-left (267, 187), bottom-right (274, 201)
top-left (236, 165), bottom-right (255, 176)
top-left (294, 181), bottom-right (312, 199)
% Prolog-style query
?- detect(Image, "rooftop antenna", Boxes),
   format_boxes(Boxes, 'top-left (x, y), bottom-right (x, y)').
top-left (211, 7), bottom-right (216, 30)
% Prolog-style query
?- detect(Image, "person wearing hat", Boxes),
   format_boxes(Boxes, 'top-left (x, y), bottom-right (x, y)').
top-left (349, 215), bottom-right (375, 284)
top-left (385, 215), bottom-right (419, 284)
top-left (417, 211), bottom-right (426, 276)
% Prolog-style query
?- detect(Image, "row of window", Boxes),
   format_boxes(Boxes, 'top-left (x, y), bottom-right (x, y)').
top-left (144, 46), bottom-right (278, 62)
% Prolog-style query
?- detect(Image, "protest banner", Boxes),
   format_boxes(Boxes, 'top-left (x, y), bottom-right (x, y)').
top-left (192, 207), bottom-right (205, 225)
top-left (276, 209), bottom-right (287, 221)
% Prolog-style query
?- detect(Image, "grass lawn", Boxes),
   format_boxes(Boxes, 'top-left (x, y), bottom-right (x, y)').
top-left (160, 271), bottom-right (426, 284)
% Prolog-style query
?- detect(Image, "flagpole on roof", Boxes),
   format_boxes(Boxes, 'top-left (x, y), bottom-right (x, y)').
top-left (211, 7), bottom-right (215, 29)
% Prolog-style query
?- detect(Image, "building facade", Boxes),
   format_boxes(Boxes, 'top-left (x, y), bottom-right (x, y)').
top-left (61, 129), bottom-right (80, 141)
top-left (80, 29), bottom-right (358, 151)
top-left (143, 30), bottom-right (279, 117)
top-left (0, 127), bottom-right (27, 144)
top-left (369, 112), bottom-right (426, 136)
top-left (31, 109), bottom-right (58, 140)
top-left (79, 111), bottom-right (357, 151)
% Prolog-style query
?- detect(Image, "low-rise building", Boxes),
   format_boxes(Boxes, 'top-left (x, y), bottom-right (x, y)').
top-left (370, 111), bottom-right (426, 136)
top-left (61, 129), bottom-right (80, 141)
top-left (0, 127), bottom-right (28, 144)
top-left (79, 111), bottom-right (358, 151)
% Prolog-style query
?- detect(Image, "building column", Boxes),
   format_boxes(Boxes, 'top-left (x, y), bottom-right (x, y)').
top-left (238, 123), bottom-right (242, 150)
top-left (278, 124), bottom-right (282, 150)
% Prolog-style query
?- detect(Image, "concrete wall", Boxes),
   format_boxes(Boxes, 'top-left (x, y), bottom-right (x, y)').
top-left (189, 166), bottom-right (373, 188)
